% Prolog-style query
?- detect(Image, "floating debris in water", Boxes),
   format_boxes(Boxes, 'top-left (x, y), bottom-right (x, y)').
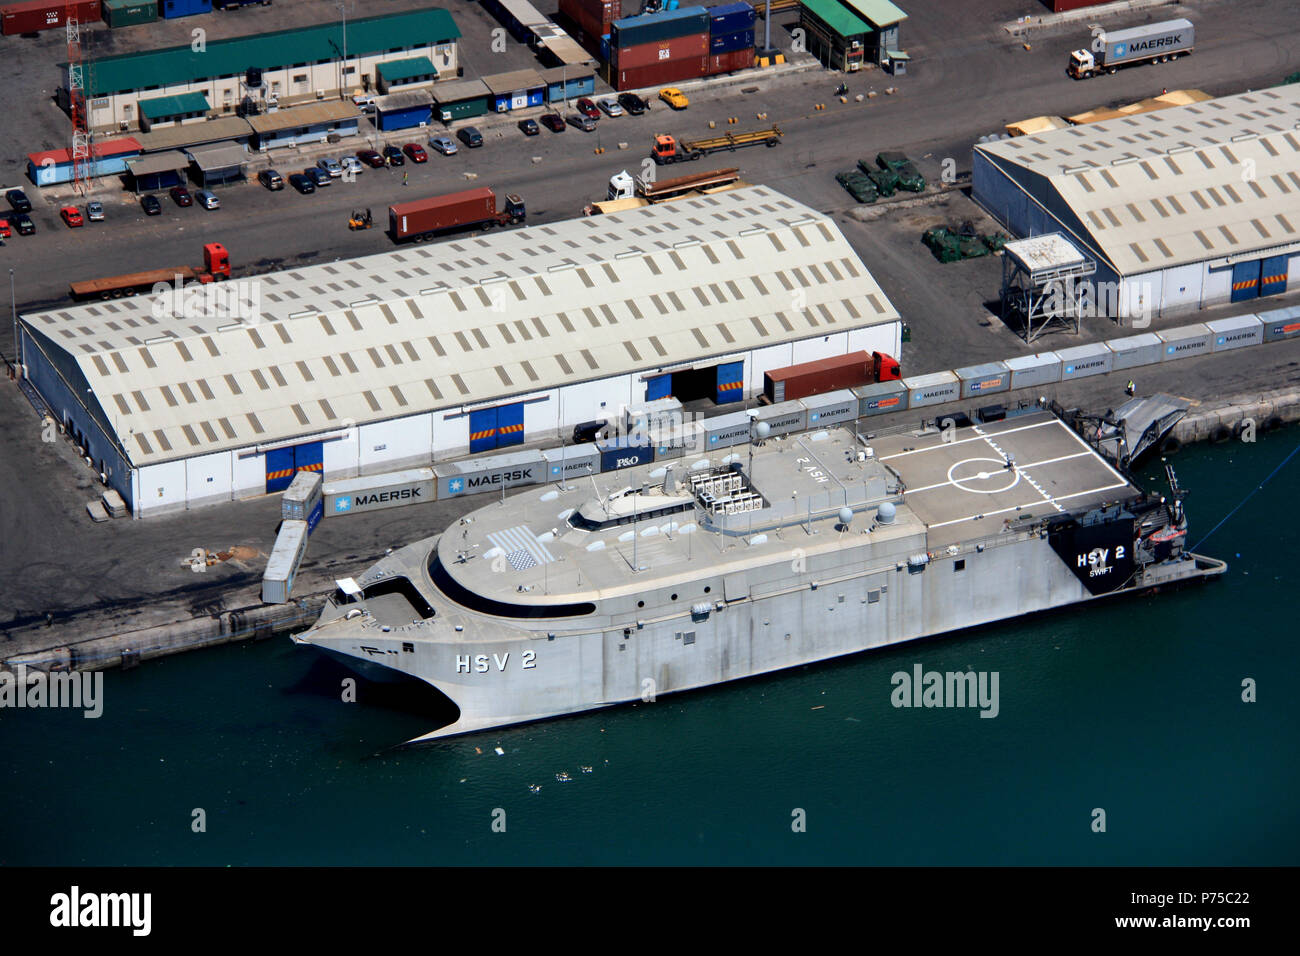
top-left (580, 765), bottom-right (593, 773)
top-left (528, 784), bottom-right (541, 793)
top-left (555, 772), bottom-right (572, 782)
top-left (494, 747), bottom-right (505, 756)
top-left (811, 705), bottom-right (825, 711)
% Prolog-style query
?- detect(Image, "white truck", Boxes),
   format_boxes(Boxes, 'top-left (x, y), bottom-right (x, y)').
top-left (1068, 18), bottom-right (1194, 79)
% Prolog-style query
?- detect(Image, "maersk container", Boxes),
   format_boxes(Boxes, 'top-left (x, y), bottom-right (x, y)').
top-left (612, 6), bottom-right (709, 48)
top-left (1157, 324), bottom-right (1212, 362)
top-left (702, 410), bottom-right (753, 451)
top-left (1003, 352), bottom-right (1062, 389)
top-left (956, 362), bottom-right (1011, 399)
top-left (161, 0), bottom-right (212, 19)
top-left (799, 389), bottom-right (857, 428)
top-left (597, 435), bottom-right (656, 471)
top-left (1206, 314), bottom-right (1263, 352)
top-left (1106, 333), bottom-right (1162, 371)
top-left (1102, 18), bottom-right (1193, 66)
top-left (2, 0), bottom-right (101, 35)
top-left (903, 371), bottom-right (960, 408)
top-left (282, 470), bottom-right (323, 521)
top-left (436, 450), bottom-right (545, 499)
top-left (705, 48), bottom-right (755, 75)
top-left (543, 443), bottom-right (601, 481)
top-left (709, 28), bottom-right (753, 55)
top-left (1057, 343), bottom-right (1113, 379)
top-left (753, 401), bottom-right (807, 437)
top-left (262, 519), bottom-right (308, 605)
top-left (708, 2), bottom-right (755, 35)
top-left (1259, 305), bottom-right (1300, 342)
top-left (654, 421), bottom-right (706, 461)
top-left (324, 467), bottom-right (436, 517)
top-left (103, 0), bottom-right (156, 27)
top-left (625, 396), bottom-right (684, 436)
top-left (854, 380), bottom-right (909, 417)
top-left (615, 32), bottom-right (708, 70)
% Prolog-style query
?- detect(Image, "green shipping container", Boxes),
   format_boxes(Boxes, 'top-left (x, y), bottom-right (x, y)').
top-left (104, 0), bottom-right (157, 27)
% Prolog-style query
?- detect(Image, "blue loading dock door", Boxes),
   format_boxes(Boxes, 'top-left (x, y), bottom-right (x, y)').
top-left (645, 373), bottom-right (672, 401)
top-left (496, 402), bottom-right (524, 449)
top-left (1231, 260), bottom-right (1261, 301)
top-left (265, 440), bottom-right (323, 494)
top-left (715, 361), bottom-right (743, 404)
top-left (469, 407), bottom-right (498, 454)
top-left (1260, 255), bottom-right (1288, 297)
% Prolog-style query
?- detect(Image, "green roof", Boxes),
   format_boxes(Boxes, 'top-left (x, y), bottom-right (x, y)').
top-left (377, 56), bottom-right (438, 83)
top-left (840, 0), bottom-right (908, 27)
top-left (138, 91), bottom-right (210, 119)
top-left (800, 0), bottom-right (871, 37)
top-left (79, 8), bottom-right (461, 97)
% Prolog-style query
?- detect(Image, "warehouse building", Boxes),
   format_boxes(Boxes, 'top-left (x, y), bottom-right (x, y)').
top-left (798, 0), bottom-right (908, 72)
top-left (973, 84), bottom-right (1300, 320)
top-left (18, 186), bottom-right (901, 518)
top-left (27, 137), bottom-right (141, 187)
top-left (64, 8), bottom-right (460, 133)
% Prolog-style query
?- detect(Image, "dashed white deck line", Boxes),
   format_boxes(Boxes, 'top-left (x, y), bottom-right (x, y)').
top-left (904, 451), bottom-right (1094, 496)
top-left (926, 481), bottom-right (1132, 530)
top-left (973, 424), bottom-right (1064, 513)
top-left (877, 417), bottom-right (1061, 461)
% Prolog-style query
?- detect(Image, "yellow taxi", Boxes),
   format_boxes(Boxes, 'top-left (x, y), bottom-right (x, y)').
top-left (658, 88), bottom-right (689, 110)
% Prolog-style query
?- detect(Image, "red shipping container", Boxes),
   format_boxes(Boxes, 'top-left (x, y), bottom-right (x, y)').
top-left (616, 56), bottom-right (706, 91)
top-left (566, 0), bottom-right (619, 22)
top-left (2, 0), bottom-right (100, 35)
top-left (764, 352), bottom-right (875, 403)
top-left (614, 32), bottom-right (707, 71)
top-left (1049, 0), bottom-right (1112, 10)
top-left (388, 187), bottom-right (497, 242)
top-left (705, 48), bottom-right (755, 75)
top-left (568, 6), bottom-right (612, 45)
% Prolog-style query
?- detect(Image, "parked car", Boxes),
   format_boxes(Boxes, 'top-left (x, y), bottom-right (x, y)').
top-left (572, 420), bottom-right (609, 443)
top-left (340, 155), bottom-right (364, 175)
top-left (597, 97), bottom-right (624, 117)
top-left (567, 113), bottom-right (596, 132)
top-left (141, 194), bottom-right (162, 216)
top-left (258, 169), bottom-right (285, 190)
top-left (382, 145), bottom-right (405, 166)
top-left (403, 142), bottom-right (428, 163)
top-left (6, 189), bottom-right (32, 213)
top-left (429, 135), bottom-right (458, 155)
top-left (356, 148), bottom-right (385, 168)
top-left (306, 167), bottom-right (331, 186)
top-left (13, 213), bottom-right (34, 235)
top-left (457, 126), bottom-right (483, 148)
top-left (86, 200), bottom-right (105, 222)
top-left (618, 92), bottom-right (648, 115)
top-left (170, 185), bottom-right (193, 207)
top-left (576, 97), bottom-right (600, 120)
top-left (658, 87), bottom-right (689, 110)
top-left (288, 173), bottom-right (316, 194)
top-left (517, 118), bottom-right (539, 136)
top-left (0, 219), bottom-right (11, 239)
top-left (352, 94), bottom-right (377, 113)
top-left (317, 156), bottom-right (343, 178)
top-left (539, 113), bottom-right (565, 133)
top-left (60, 205), bottom-right (84, 227)
top-left (196, 189), bottom-right (220, 210)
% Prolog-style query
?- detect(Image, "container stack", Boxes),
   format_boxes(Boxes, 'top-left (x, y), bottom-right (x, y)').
top-left (2, 0), bottom-right (101, 35)
top-left (282, 471), bottom-right (324, 535)
top-left (704, 2), bottom-right (756, 76)
top-left (160, 0), bottom-right (212, 20)
top-left (559, 0), bottom-right (621, 58)
top-left (610, 5), bottom-right (710, 91)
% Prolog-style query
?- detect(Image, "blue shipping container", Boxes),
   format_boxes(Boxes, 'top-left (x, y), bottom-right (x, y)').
top-left (161, 0), bottom-right (212, 18)
top-left (612, 6), bottom-right (709, 47)
top-left (710, 28), bottom-right (753, 54)
top-left (306, 499), bottom-right (323, 535)
top-left (599, 439), bottom-right (655, 472)
top-left (708, 2), bottom-right (755, 35)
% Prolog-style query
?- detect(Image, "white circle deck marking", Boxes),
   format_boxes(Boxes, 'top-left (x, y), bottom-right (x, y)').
top-left (947, 457), bottom-right (1021, 495)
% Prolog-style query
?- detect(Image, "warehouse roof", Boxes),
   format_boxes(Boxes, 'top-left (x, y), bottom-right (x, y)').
top-left (21, 186), bottom-right (900, 468)
top-left (481, 69), bottom-right (546, 94)
top-left (430, 78), bottom-right (491, 102)
top-left (138, 92), bottom-right (210, 120)
top-left (375, 89), bottom-right (433, 112)
top-left (377, 56), bottom-right (438, 83)
top-left (799, 0), bottom-right (871, 36)
top-left (133, 116), bottom-right (253, 152)
top-left (244, 100), bottom-right (362, 134)
top-left (124, 151), bottom-right (191, 176)
top-left (188, 143), bottom-right (249, 171)
top-left (839, 0), bottom-right (908, 27)
top-left (28, 136), bottom-right (141, 167)
top-left (74, 8), bottom-right (460, 97)
top-left (975, 84), bottom-right (1300, 276)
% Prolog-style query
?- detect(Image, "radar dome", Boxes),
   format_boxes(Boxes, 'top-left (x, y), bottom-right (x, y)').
top-left (877, 501), bottom-right (896, 524)
top-left (838, 507), bottom-right (854, 526)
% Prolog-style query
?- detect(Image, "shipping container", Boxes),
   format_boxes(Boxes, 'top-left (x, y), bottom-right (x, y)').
top-left (1206, 314), bottom-right (1263, 352)
top-left (543, 443), bottom-right (601, 482)
top-left (282, 470), bottom-right (323, 521)
top-left (709, 28), bottom-right (753, 54)
top-left (1050, 0), bottom-right (1113, 10)
top-left (903, 371), bottom-right (960, 408)
top-left (388, 187), bottom-right (523, 242)
top-left (615, 57), bottom-right (706, 90)
top-left (2, 0), bottom-right (100, 35)
top-left (705, 48), bottom-right (755, 75)
top-left (161, 0), bottom-right (212, 19)
top-left (324, 468), bottom-right (435, 517)
top-left (1003, 352), bottom-right (1062, 389)
top-left (1056, 343), bottom-right (1113, 379)
top-left (1106, 334), bottom-right (1162, 371)
top-left (764, 350), bottom-right (878, 403)
top-left (1259, 305), bottom-right (1300, 342)
top-left (561, 0), bottom-right (619, 25)
top-left (752, 401), bottom-right (807, 437)
top-left (708, 1), bottom-right (755, 35)
top-left (306, 499), bottom-right (324, 535)
top-left (569, 4), bottom-right (614, 44)
top-left (653, 421), bottom-right (705, 462)
top-left (799, 389), bottom-right (857, 428)
top-left (614, 31), bottom-right (708, 70)
top-left (854, 380), bottom-right (909, 417)
top-left (612, 6), bottom-right (709, 47)
top-left (1157, 323), bottom-right (1213, 362)
top-left (262, 519), bottom-right (308, 605)
top-left (436, 449), bottom-right (545, 498)
top-left (624, 396), bottom-right (685, 436)
top-left (956, 362), bottom-right (1011, 399)
top-left (103, 0), bottom-right (156, 27)
top-left (701, 410), bottom-right (753, 451)
top-left (597, 435), bottom-right (655, 471)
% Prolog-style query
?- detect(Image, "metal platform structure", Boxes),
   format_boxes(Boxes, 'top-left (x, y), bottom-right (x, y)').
top-left (1000, 233), bottom-right (1096, 343)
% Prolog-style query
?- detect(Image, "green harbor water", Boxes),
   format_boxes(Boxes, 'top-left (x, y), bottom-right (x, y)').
top-left (3, 426), bottom-right (1297, 866)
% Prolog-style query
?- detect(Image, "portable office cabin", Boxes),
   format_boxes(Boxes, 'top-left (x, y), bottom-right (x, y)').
top-left (375, 90), bottom-right (434, 130)
top-left (482, 69), bottom-right (546, 112)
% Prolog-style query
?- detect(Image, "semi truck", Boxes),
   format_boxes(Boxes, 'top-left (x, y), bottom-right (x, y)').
top-left (651, 126), bottom-right (782, 165)
top-left (388, 187), bottom-right (525, 243)
top-left (763, 350), bottom-right (901, 404)
top-left (68, 242), bottom-right (231, 300)
top-left (585, 167), bottom-right (745, 214)
top-left (1068, 18), bottom-right (1193, 79)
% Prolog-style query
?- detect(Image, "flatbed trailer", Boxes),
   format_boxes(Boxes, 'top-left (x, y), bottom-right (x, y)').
top-left (652, 126), bottom-right (782, 164)
top-left (69, 243), bottom-right (231, 300)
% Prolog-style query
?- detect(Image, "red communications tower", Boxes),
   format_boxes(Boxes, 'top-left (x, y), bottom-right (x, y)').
top-left (66, 4), bottom-right (92, 197)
